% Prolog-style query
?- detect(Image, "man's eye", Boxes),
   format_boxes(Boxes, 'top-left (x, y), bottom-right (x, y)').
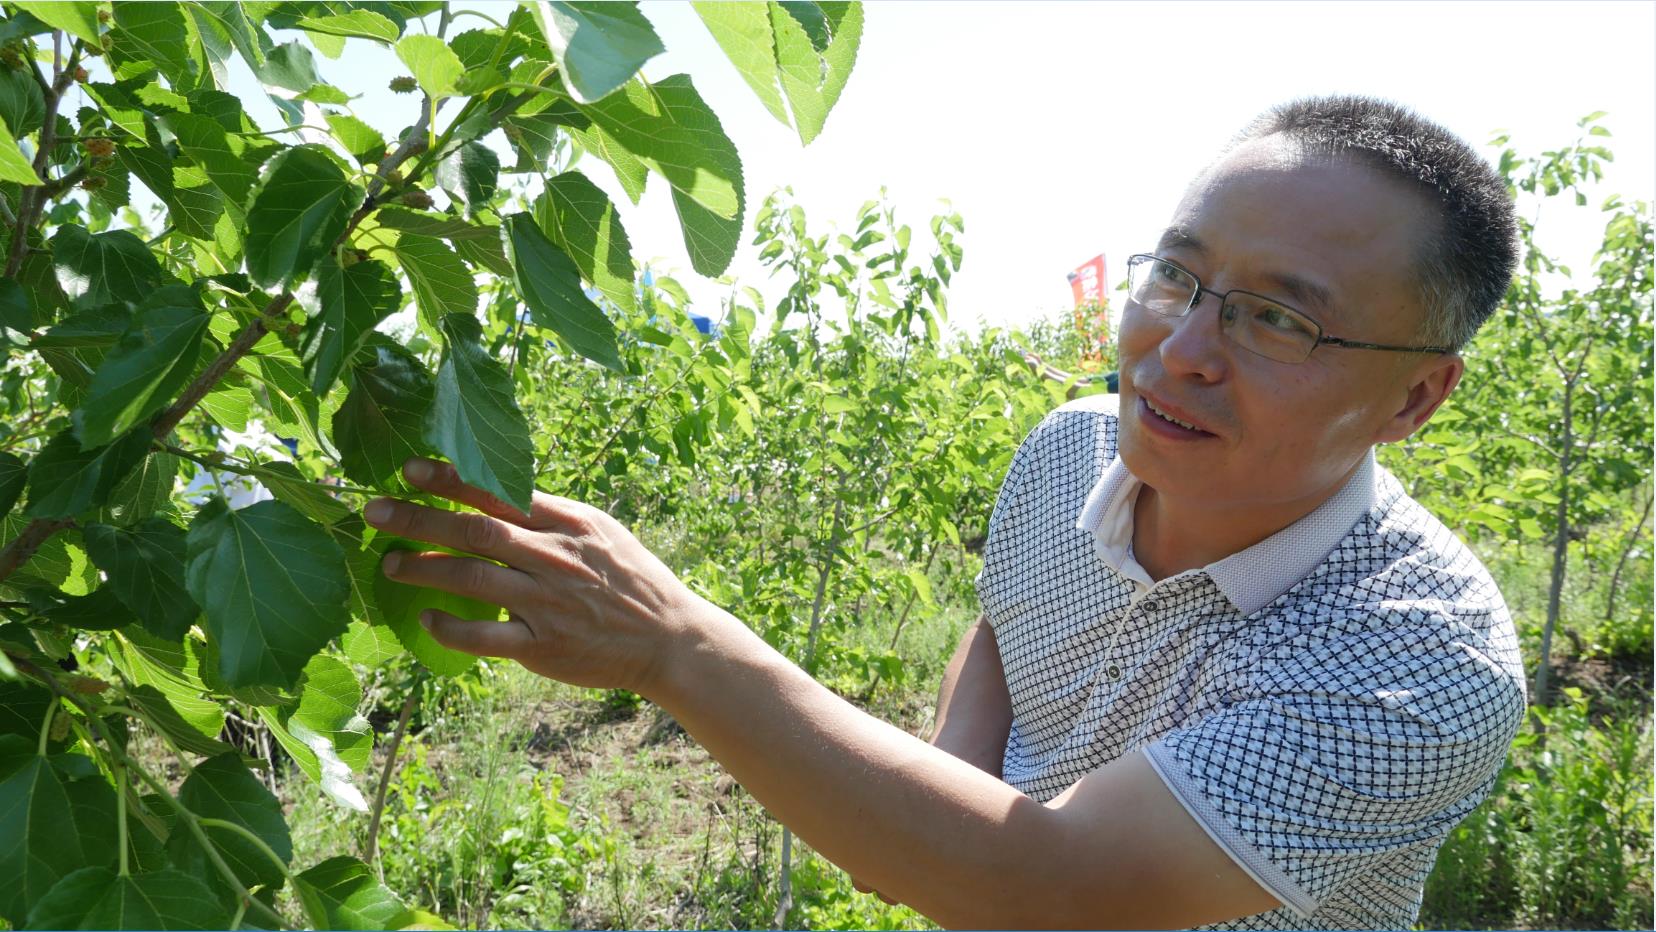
top-left (1256, 304), bottom-right (1311, 334)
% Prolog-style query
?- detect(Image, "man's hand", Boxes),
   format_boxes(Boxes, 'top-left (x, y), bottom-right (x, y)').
top-left (362, 457), bottom-right (712, 696)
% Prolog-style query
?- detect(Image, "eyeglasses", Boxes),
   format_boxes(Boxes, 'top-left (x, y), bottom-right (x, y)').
top-left (1123, 254), bottom-right (1452, 364)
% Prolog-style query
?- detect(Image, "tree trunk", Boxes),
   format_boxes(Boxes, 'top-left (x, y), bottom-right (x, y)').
top-left (1534, 386), bottom-right (1573, 710)
top-left (1604, 493), bottom-right (1652, 624)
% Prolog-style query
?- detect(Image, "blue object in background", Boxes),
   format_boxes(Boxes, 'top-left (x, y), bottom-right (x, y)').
top-left (688, 313), bottom-right (716, 336)
top-left (279, 437), bottom-right (298, 455)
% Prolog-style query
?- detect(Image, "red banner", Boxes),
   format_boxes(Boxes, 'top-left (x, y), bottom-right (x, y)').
top-left (1068, 254), bottom-right (1107, 307)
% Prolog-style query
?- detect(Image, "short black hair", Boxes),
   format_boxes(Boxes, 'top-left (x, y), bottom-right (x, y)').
top-left (1228, 95), bottom-right (1519, 351)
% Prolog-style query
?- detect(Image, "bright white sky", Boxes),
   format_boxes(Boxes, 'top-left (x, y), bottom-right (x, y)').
top-left (159, 2), bottom-right (1656, 333)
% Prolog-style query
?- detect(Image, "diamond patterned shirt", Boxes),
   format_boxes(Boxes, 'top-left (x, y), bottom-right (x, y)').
top-left (975, 394), bottom-right (1527, 929)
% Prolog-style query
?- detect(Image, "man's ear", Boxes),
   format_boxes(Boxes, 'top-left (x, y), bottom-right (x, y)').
top-left (1376, 354), bottom-right (1464, 444)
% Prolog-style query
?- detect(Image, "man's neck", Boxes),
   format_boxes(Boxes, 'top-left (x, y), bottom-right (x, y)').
top-left (1130, 460), bottom-right (1366, 582)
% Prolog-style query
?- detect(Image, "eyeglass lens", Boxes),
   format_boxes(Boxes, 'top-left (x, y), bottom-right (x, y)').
top-left (1126, 256), bottom-right (1320, 364)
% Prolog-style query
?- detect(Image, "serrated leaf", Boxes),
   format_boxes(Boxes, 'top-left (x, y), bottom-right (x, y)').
top-left (295, 856), bottom-right (415, 931)
top-left (84, 519), bottom-right (199, 642)
top-left (24, 866), bottom-right (230, 930)
top-left (169, 754), bottom-right (292, 890)
top-left (325, 113), bottom-right (386, 167)
top-left (578, 74), bottom-right (741, 219)
top-left (72, 286), bottom-right (210, 448)
top-left (295, 9), bottom-right (401, 43)
top-left (692, 2), bottom-right (788, 125)
top-left (577, 75), bottom-right (743, 273)
top-left (532, 0), bottom-right (664, 104)
top-left (373, 534), bottom-right (491, 676)
top-left (0, 738), bottom-right (120, 927)
top-left (434, 141), bottom-right (498, 218)
top-left (185, 498), bottom-right (351, 689)
top-left (123, 684), bottom-right (237, 759)
top-left (245, 145), bottom-right (358, 288)
top-left (11, 2), bottom-right (101, 45)
top-left (257, 40), bottom-right (322, 93)
top-left (183, 1), bottom-right (267, 72)
top-left (111, 630), bottom-right (224, 739)
top-left (109, 1), bottom-right (196, 88)
top-left (97, 450), bottom-right (178, 526)
top-left (393, 233), bottom-right (477, 330)
top-left (301, 257), bottom-right (401, 397)
top-left (334, 336), bottom-right (435, 488)
top-left (0, 113), bottom-right (39, 186)
top-left (395, 34), bottom-right (463, 98)
top-left (199, 384), bottom-right (253, 431)
top-left (536, 171), bottom-right (636, 313)
top-left (49, 224), bottom-right (164, 307)
top-left (422, 313), bottom-right (535, 514)
top-left (568, 121), bottom-right (646, 204)
top-left (24, 427), bottom-right (152, 519)
top-left (341, 620), bottom-right (401, 667)
top-left (503, 213), bottom-right (622, 371)
top-left (0, 69), bottom-right (44, 139)
top-left (258, 654), bottom-right (369, 810)
top-left (770, 0), bottom-right (861, 145)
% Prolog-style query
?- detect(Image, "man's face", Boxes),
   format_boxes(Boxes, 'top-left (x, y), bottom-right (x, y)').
top-left (1117, 138), bottom-right (1439, 512)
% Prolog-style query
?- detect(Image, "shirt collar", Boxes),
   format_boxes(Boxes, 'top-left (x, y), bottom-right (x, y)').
top-left (1075, 450), bottom-right (1377, 614)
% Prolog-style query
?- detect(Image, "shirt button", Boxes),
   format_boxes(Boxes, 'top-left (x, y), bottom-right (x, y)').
top-left (1140, 598), bottom-right (1159, 613)
top-left (1106, 664), bottom-right (1121, 680)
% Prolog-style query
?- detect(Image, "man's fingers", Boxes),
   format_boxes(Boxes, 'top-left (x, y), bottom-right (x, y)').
top-left (850, 877), bottom-right (898, 905)
top-left (382, 550), bottom-right (538, 609)
top-left (419, 609), bottom-right (535, 659)
top-left (401, 457), bottom-right (579, 531)
top-left (364, 497), bottom-right (526, 562)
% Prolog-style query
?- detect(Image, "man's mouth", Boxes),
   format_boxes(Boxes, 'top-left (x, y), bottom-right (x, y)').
top-left (1144, 395), bottom-right (1200, 431)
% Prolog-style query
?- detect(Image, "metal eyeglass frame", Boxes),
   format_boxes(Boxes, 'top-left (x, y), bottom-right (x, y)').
top-left (1124, 254), bottom-right (1454, 362)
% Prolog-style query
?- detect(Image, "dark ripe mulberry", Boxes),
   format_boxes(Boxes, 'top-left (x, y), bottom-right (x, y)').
top-left (400, 189), bottom-right (433, 209)
top-left (73, 66), bottom-right (88, 82)
top-left (83, 137), bottom-right (116, 158)
top-left (390, 75), bottom-right (418, 94)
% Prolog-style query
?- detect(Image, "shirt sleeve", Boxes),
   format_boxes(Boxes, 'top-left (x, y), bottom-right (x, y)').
top-left (1143, 610), bottom-right (1527, 918)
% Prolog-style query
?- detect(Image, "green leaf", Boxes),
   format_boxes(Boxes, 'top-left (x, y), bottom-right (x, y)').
top-left (109, 1), bottom-right (196, 88)
top-left (393, 233), bottom-right (477, 330)
top-left (434, 141), bottom-right (498, 218)
top-left (334, 336), bottom-right (435, 488)
top-left (578, 74), bottom-right (743, 273)
top-left (0, 683), bottom-right (66, 750)
top-left (904, 566), bottom-right (934, 607)
top-left (49, 224), bottom-right (164, 307)
top-left (423, 313), bottom-right (536, 514)
top-left (0, 69), bottom-right (44, 139)
top-left (258, 461), bottom-right (353, 527)
top-left (325, 113), bottom-right (387, 167)
top-left (692, 2), bottom-right (788, 126)
top-left (30, 584), bottom-right (135, 631)
top-left (11, 2), bottom-right (101, 45)
top-left (183, 2), bottom-right (267, 72)
top-left (257, 40), bottom-right (323, 93)
top-left (372, 534), bottom-right (492, 676)
top-left (536, 171), bottom-right (636, 313)
top-left (97, 450), bottom-right (178, 526)
top-left (0, 737), bottom-right (120, 927)
top-left (0, 113), bottom-right (40, 186)
top-left (24, 866), bottom-right (230, 930)
top-left (395, 34), bottom-right (463, 98)
top-left (0, 276), bottom-right (32, 331)
top-left (300, 257), bottom-right (402, 397)
top-left (295, 9), bottom-right (401, 43)
top-left (161, 111), bottom-right (255, 217)
top-left (185, 498), bottom-right (351, 689)
top-left (0, 452), bottom-right (24, 516)
top-left (258, 654), bottom-right (370, 810)
top-left (503, 213), bottom-right (622, 371)
top-left (569, 121), bottom-right (646, 204)
top-left (295, 856), bottom-right (415, 931)
top-left (110, 629), bottom-right (224, 740)
top-left (579, 74), bottom-right (742, 219)
top-left (169, 754), bottom-right (292, 890)
top-left (24, 427), bottom-right (152, 519)
top-left (245, 145), bottom-right (358, 289)
top-left (341, 620), bottom-right (401, 667)
top-left (532, 1), bottom-right (665, 104)
top-left (771, 0), bottom-right (860, 145)
top-left (83, 519), bottom-right (199, 642)
top-left (123, 683), bottom-right (236, 759)
top-left (72, 286), bottom-right (210, 448)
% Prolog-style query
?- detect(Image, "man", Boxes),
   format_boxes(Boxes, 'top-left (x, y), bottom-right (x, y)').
top-left (363, 95), bottom-right (1527, 929)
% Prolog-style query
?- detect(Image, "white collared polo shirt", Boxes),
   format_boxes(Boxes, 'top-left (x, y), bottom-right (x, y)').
top-left (975, 394), bottom-right (1527, 930)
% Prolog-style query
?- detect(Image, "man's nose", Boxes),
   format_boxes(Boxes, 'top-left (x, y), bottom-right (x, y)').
top-left (1157, 290), bottom-right (1230, 383)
